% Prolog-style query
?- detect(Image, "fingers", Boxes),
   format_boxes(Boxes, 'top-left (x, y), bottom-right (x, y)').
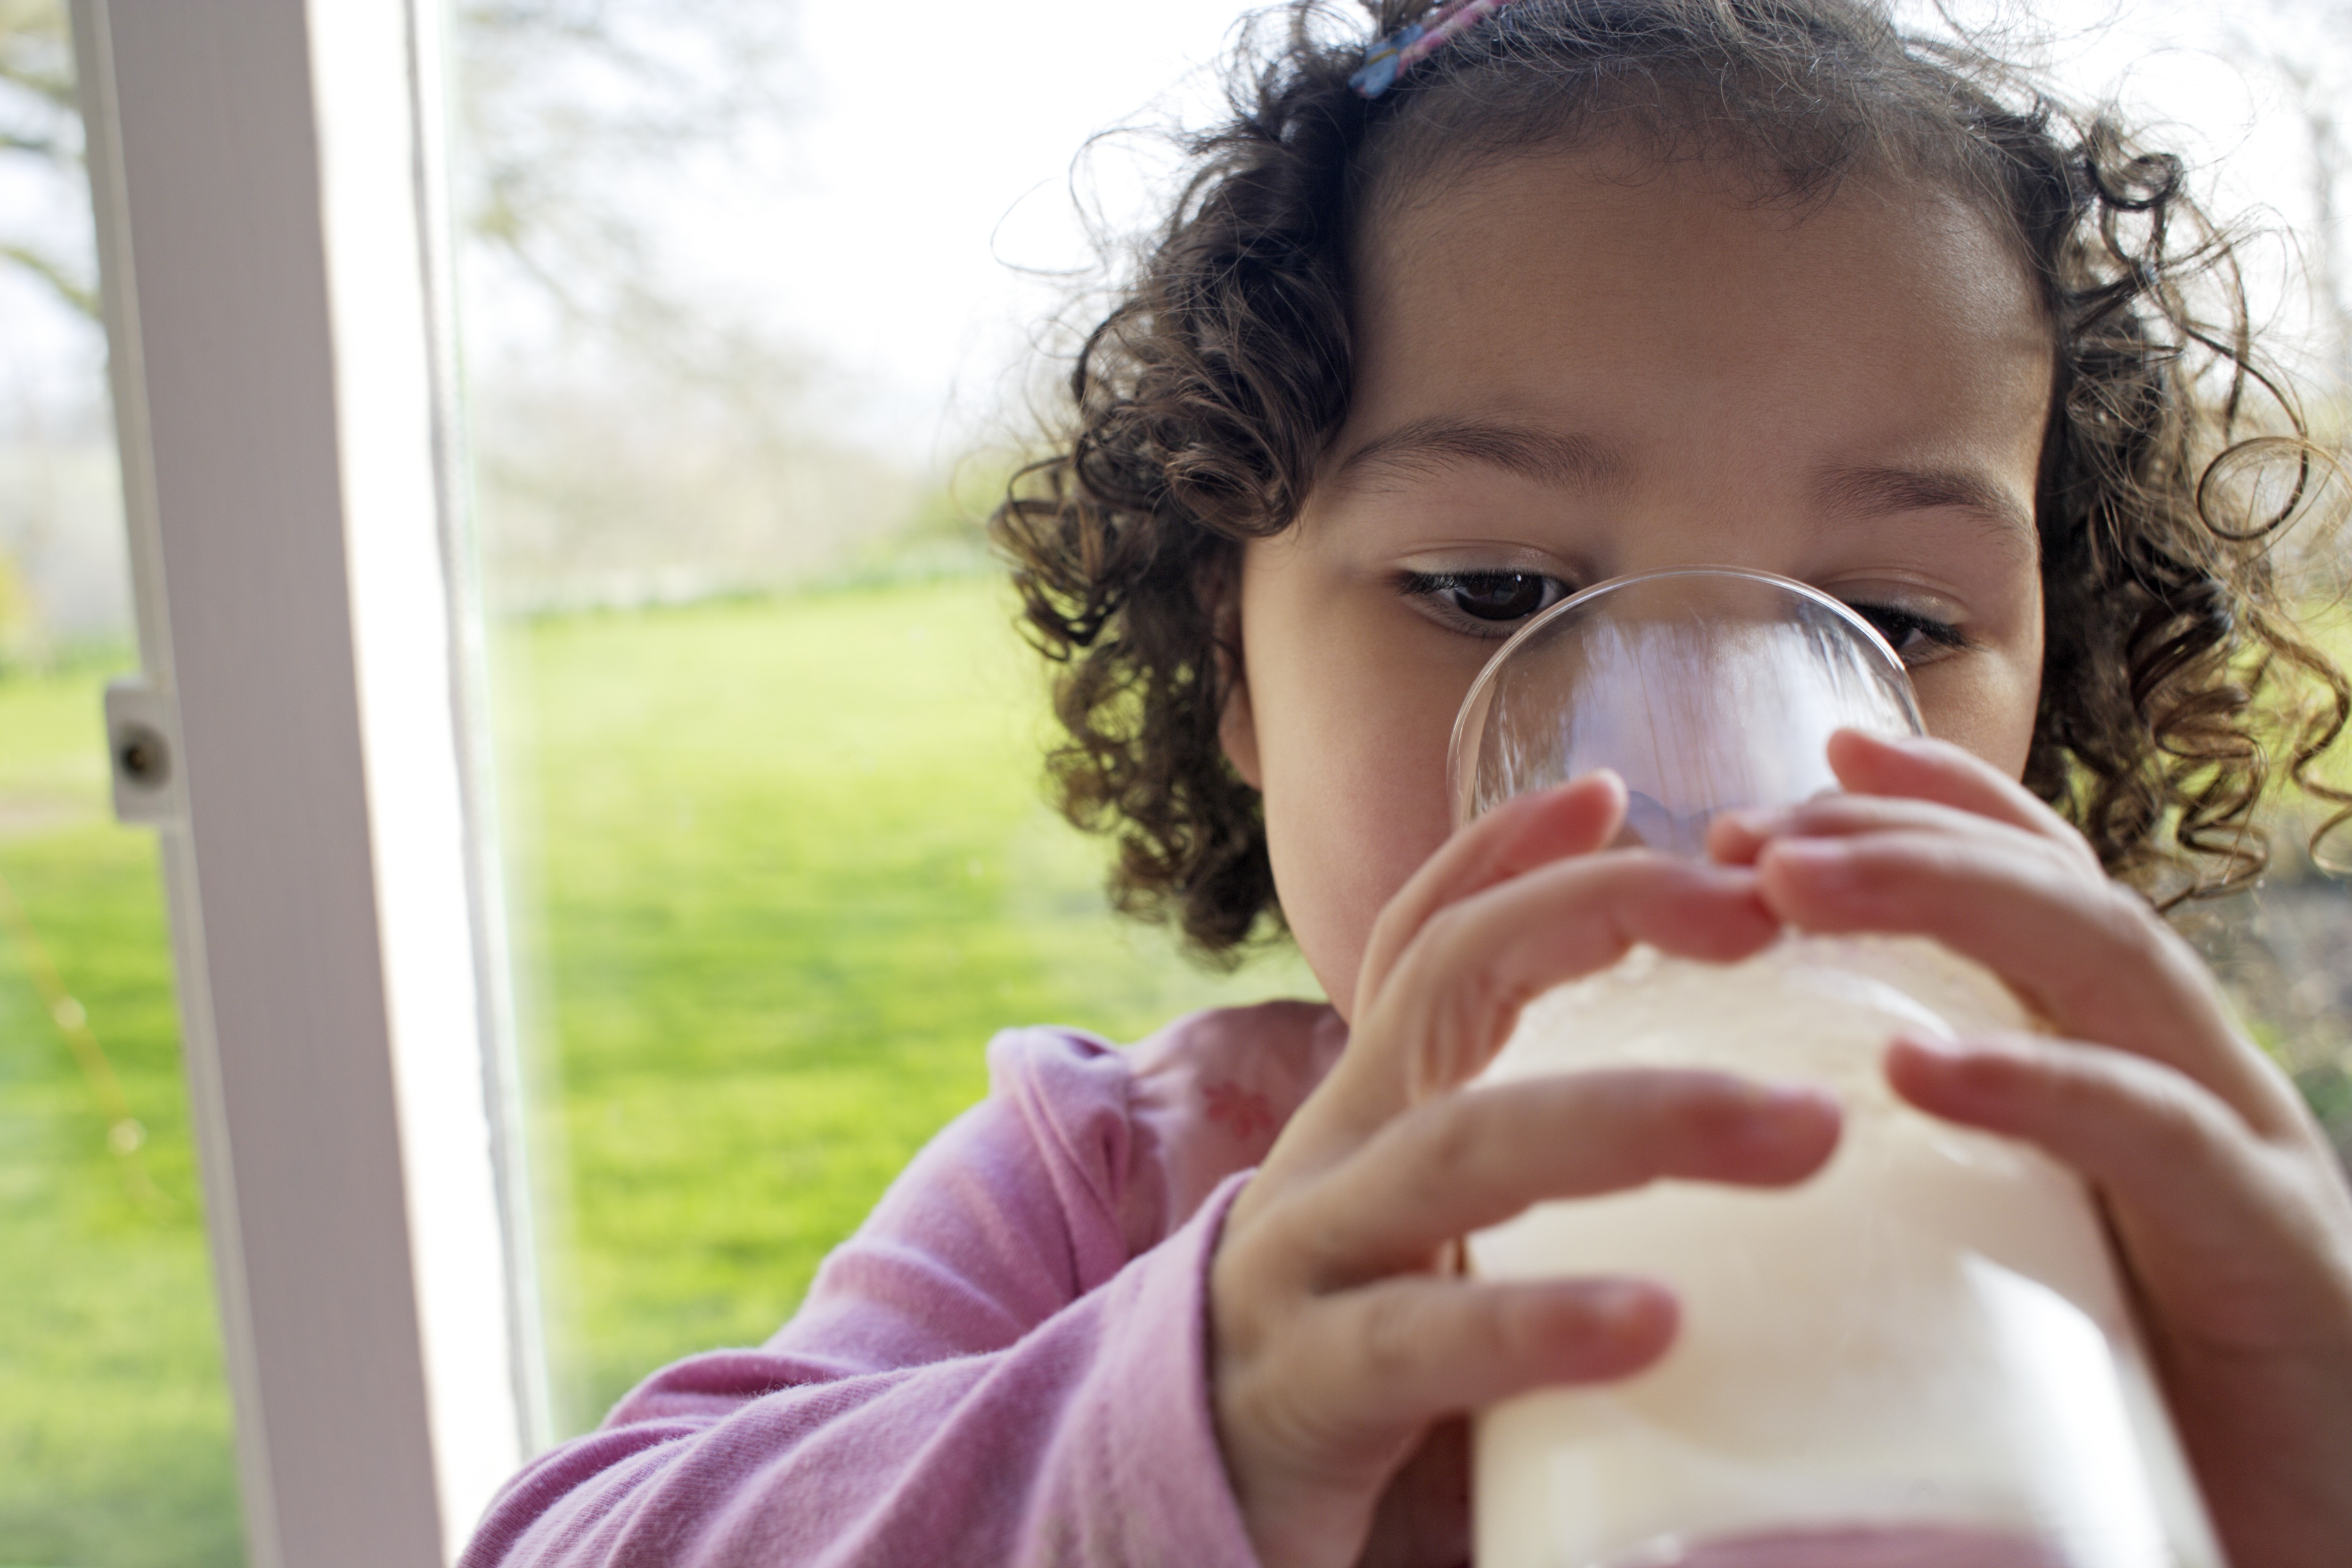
top-left (1274, 1274), bottom-right (1677, 1452)
top-left (1392, 853), bottom-right (1778, 1097)
top-left (1889, 1033), bottom-right (2264, 1250)
top-left (1301, 852), bottom-right (1777, 1153)
top-left (1887, 1034), bottom-right (2352, 1347)
top-left (1354, 770), bottom-right (1627, 1016)
top-left (1710, 790), bottom-right (2099, 875)
top-left (1230, 1067), bottom-right (1837, 1519)
top-left (1828, 729), bottom-right (2087, 851)
top-left (1752, 823), bottom-right (2304, 1136)
top-left (1716, 724), bottom-right (2300, 1135)
top-left (1261, 1070), bottom-right (1838, 1293)
top-left (1708, 732), bottom-right (2098, 871)
top-left (1218, 1066), bottom-right (1837, 1523)
top-left (1217, 1270), bottom-right (1677, 1565)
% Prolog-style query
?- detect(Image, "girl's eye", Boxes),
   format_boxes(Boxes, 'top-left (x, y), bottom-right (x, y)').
top-left (1845, 602), bottom-right (1969, 667)
top-left (1401, 571), bottom-right (1572, 634)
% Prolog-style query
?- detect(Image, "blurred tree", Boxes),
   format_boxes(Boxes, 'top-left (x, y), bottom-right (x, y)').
top-left (449, 2), bottom-right (923, 607)
top-left (0, 0), bottom-right (82, 661)
top-left (2237, 0), bottom-right (2352, 396)
top-left (451, 0), bottom-right (833, 501)
top-left (0, 0), bottom-right (883, 611)
top-left (455, 0), bottom-right (796, 321)
top-left (0, 544), bottom-right (38, 666)
top-left (0, 0), bottom-right (91, 320)
top-left (0, 0), bottom-right (803, 353)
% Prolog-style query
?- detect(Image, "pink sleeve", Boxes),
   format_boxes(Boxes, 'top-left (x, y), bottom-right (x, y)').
top-left (457, 1027), bottom-right (1267, 1568)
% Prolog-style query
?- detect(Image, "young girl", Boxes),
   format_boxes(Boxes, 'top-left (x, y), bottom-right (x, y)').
top-left (462, 2), bottom-right (2352, 1565)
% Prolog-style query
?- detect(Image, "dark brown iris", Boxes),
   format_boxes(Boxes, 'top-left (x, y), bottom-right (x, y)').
top-left (1451, 573), bottom-right (1551, 621)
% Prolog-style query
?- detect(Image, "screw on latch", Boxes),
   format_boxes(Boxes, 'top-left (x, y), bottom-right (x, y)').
top-left (115, 723), bottom-right (171, 790)
top-left (104, 678), bottom-right (181, 828)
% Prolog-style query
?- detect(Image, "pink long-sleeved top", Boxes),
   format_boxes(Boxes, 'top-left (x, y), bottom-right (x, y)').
top-left (462, 1000), bottom-right (1348, 1568)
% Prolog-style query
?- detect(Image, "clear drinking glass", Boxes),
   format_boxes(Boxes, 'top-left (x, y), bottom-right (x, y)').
top-left (1450, 568), bottom-right (2223, 1568)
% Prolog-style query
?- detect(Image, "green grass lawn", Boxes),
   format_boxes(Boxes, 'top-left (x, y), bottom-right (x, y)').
top-left (0, 664), bottom-right (244, 1568)
top-left (5, 569), bottom-right (2348, 1565)
top-left (499, 574), bottom-right (1315, 1429)
top-left (0, 572), bottom-right (1315, 1564)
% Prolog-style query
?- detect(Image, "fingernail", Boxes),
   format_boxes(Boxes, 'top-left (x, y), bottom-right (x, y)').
top-left (1890, 1033), bottom-right (1968, 1064)
top-left (1894, 1033), bottom-right (2030, 1069)
top-left (1766, 838), bottom-right (1854, 888)
top-left (1886, 1035), bottom-right (2014, 1103)
top-left (1731, 1082), bottom-right (1838, 1151)
top-left (1583, 1279), bottom-right (1666, 1335)
top-left (1755, 1079), bottom-right (1836, 1111)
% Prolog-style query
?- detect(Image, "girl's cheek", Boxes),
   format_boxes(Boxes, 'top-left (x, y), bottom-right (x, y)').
top-left (1268, 787), bottom-right (1449, 1020)
top-left (1912, 655), bottom-right (2040, 778)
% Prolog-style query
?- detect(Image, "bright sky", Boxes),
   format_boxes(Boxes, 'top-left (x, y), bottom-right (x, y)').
top-left (637, 0), bottom-right (2344, 467)
top-left (0, 114), bottom-right (102, 431)
top-left (633, 0), bottom-right (1254, 464)
top-left (0, 0), bottom-right (2338, 462)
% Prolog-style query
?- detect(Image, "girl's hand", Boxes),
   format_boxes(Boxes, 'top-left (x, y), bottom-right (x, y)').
top-left (1209, 772), bottom-right (1841, 1568)
top-left (1715, 729), bottom-right (2352, 1568)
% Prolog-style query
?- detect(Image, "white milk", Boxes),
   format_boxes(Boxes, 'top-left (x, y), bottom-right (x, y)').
top-left (1466, 938), bottom-right (2223, 1568)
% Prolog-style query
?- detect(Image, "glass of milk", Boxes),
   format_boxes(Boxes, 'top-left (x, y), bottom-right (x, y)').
top-left (1449, 568), bottom-right (2225, 1568)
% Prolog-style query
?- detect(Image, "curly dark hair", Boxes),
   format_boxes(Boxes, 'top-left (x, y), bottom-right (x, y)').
top-left (991, 0), bottom-right (2352, 958)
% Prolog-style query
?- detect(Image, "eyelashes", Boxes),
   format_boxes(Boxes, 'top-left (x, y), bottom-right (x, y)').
top-left (1399, 569), bottom-right (1971, 666)
top-left (1396, 570), bottom-right (1573, 636)
top-left (1843, 602), bottom-right (1970, 666)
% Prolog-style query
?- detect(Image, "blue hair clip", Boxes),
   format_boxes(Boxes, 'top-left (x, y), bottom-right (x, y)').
top-left (1348, 21), bottom-right (1424, 98)
top-left (1350, 0), bottom-right (1519, 99)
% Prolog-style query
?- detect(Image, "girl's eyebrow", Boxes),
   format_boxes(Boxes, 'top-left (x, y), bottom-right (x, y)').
top-left (1811, 462), bottom-right (2036, 557)
top-left (1331, 416), bottom-right (1634, 494)
top-left (1328, 422), bottom-right (2034, 552)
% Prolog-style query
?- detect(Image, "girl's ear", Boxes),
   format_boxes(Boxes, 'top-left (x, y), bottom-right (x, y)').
top-left (1202, 546), bottom-right (1264, 790)
top-left (1219, 664), bottom-right (1264, 789)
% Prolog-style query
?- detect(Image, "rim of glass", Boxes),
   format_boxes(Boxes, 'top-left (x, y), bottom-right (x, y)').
top-left (1445, 564), bottom-right (1920, 826)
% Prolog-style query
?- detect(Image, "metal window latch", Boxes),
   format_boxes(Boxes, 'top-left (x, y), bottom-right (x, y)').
top-left (104, 677), bottom-right (186, 828)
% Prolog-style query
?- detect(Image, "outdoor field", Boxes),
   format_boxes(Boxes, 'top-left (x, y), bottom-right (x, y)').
top-left (0, 570), bottom-right (1315, 1567)
top-left (3, 569), bottom-right (2349, 1567)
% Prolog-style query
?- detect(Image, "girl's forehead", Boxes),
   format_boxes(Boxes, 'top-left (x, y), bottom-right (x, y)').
top-left (1362, 141), bottom-right (2040, 320)
top-left (1323, 142), bottom-right (2056, 572)
top-left (1345, 144), bottom-right (2053, 428)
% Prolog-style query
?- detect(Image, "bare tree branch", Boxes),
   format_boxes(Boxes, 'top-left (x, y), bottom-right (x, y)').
top-left (2235, 0), bottom-right (2352, 397)
top-left (2275, 54), bottom-right (2351, 390)
top-left (0, 128), bottom-right (60, 157)
top-left (0, 240), bottom-right (94, 319)
top-left (0, 0), bottom-right (91, 321)
top-left (0, 0), bottom-right (72, 113)
top-left (0, 0), bottom-right (810, 347)
top-left (450, 0), bottom-right (802, 345)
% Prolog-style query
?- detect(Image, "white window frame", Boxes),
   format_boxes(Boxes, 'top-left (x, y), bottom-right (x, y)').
top-left (70, 3), bottom-right (542, 1564)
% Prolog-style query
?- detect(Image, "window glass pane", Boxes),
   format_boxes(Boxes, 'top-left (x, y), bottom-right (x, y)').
top-left (504, 580), bottom-right (1324, 1421)
top-left (2201, 601), bottom-right (2352, 1173)
top-left (449, 0), bottom-right (1315, 1435)
top-left (0, 5), bottom-right (243, 1562)
top-left (448, 0), bottom-right (2352, 1451)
